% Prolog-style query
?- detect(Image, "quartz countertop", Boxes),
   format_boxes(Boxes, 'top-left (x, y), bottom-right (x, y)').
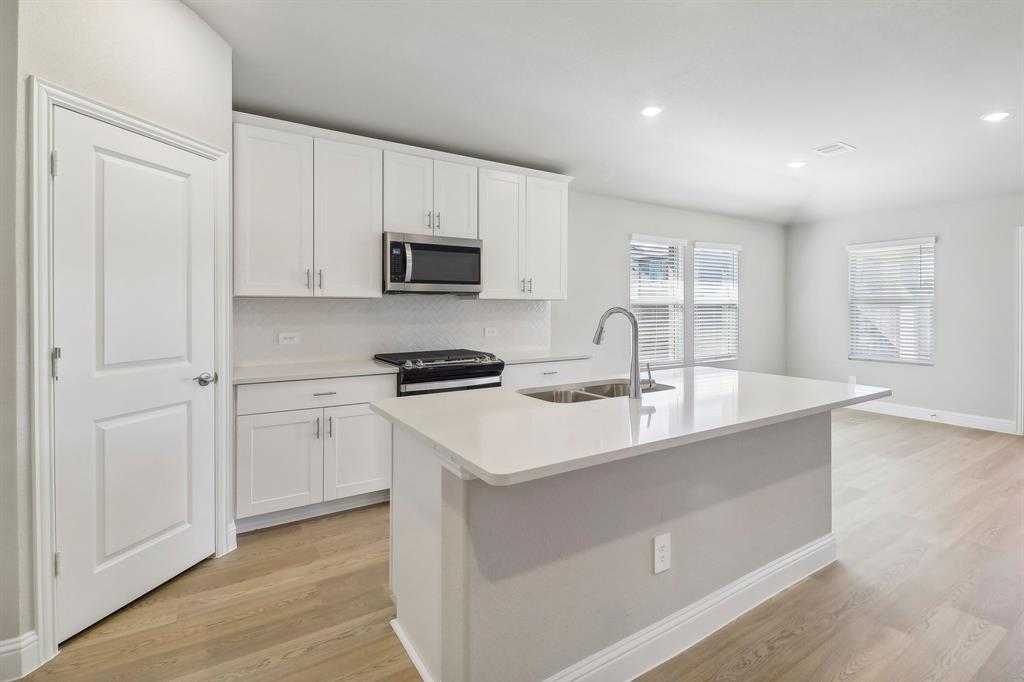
top-left (370, 367), bottom-right (891, 486)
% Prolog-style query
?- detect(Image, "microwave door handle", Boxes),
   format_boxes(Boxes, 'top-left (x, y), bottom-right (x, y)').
top-left (404, 243), bottom-right (413, 283)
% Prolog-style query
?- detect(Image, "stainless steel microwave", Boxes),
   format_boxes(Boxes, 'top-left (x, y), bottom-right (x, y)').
top-left (383, 232), bottom-right (483, 294)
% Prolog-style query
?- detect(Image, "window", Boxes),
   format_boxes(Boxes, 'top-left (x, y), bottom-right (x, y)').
top-left (848, 237), bottom-right (935, 364)
top-left (629, 235), bottom-right (685, 366)
top-left (693, 243), bottom-right (740, 362)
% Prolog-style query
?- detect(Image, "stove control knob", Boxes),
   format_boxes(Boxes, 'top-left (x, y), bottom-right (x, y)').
top-left (403, 360), bottom-right (414, 369)
top-left (415, 360), bottom-right (425, 368)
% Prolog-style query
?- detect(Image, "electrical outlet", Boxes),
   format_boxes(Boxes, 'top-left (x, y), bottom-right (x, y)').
top-left (278, 332), bottom-right (301, 345)
top-left (653, 532), bottom-right (671, 574)
top-left (484, 327), bottom-right (498, 338)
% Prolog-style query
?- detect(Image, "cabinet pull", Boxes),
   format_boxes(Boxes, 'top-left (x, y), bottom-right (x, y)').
top-left (520, 278), bottom-right (526, 292)
top-left (305, 268), bottom-right (311, 289)
top-left (328, 415), bottom-right (333, 438)
top-left (426, 211), bottom-right (433, 231)
top-left (542, 370), bottom-right (558, 375)
top-left (318, 269), bottom-right (323, 289)
top-left (527, 277), bottom-right (533, 293)
top-left (313, 391), bottom-right (336, 397)
top-left (314, 417), bottom-right (320, 439)
top-left (436, 211), bottom-right (441, 231)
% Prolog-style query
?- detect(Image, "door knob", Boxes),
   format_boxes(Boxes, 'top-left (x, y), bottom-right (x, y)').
top-left (192, 372), bottom-right (217, 387)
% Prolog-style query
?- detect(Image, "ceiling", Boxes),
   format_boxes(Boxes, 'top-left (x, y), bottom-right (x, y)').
top-left (186, 0), bottom-right (1024, 224)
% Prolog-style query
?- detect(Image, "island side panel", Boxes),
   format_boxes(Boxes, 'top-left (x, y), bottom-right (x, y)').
top-left (459, 411), bottom-right (833, 681)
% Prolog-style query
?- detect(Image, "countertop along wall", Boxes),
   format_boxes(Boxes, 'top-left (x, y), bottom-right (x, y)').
top-left (786, 193), bottom-right (1024, 424)
top-left (551, 191), bottom-right (788, 376)
top-left (5, 0), bottom-right (232, 647)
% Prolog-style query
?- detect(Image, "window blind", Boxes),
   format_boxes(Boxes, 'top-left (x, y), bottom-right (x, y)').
top-left (693, 243), bottom-right (740, 362)
top-left (629, 236), bottom-right (685, 366)
top-left (847, 237), bottom-right (935, 364)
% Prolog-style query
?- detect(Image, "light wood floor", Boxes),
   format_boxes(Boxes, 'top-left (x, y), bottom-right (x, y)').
top-left (28, 411), bottom-right (1023, 681)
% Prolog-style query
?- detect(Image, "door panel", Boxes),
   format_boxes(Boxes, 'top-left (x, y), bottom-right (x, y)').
top-left (323, 404), bottom-right (391, 501)
top-left (384, 151), bottom-right (434, 234)
top-left (478, 169), bottom-right (525, 299)
top-left (314, 138), bottom-right (383, 297)
top-left (234, 123), bottom-right (313, 296)
top-left (52, 106), bottom-right (216, 642)
top-left (524, 177), bottom-right (569, 300)
top-left (236, 408), bottom-right (324, 518)
top-left (433, 160), bottom-right (478, 238)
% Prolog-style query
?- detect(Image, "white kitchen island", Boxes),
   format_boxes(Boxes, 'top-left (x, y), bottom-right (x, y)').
top-left (371, 367), bottom-right (890, 682)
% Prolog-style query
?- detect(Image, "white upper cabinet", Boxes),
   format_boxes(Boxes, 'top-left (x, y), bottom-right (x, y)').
top-left (433, 160), bottom-right (478, 239)
top-left (384, 151), bottom-right (434, 234)
top-left (524, 176), bottom-right (569, 299)
top-left (234, 124), bottom-right (314, 296)
top-left (314, 139), bottom-right (383, 298)
top-left (478, 169), bottom-right (526, 299)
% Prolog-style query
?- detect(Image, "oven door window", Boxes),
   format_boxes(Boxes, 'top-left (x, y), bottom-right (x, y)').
top-left (408, 243), bottom-right (480, 284)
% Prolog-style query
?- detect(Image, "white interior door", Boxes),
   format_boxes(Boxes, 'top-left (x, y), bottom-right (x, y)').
top-left (52, 106), bottom-right (217, 642)
top-left (384, 151), bottom-right (434, 234)
top-left (323, 404), bottom-right (391, 501)
top-left (233, 123), bottom-right (314, 296)
top-left (314, 138), bottom-right (383, 298)
top-left (433, 160), bottom-right (478, 239)
top-left (478, 168), bottom-right (526, 299)
top-left (524, 176), bottom-right (569, 299)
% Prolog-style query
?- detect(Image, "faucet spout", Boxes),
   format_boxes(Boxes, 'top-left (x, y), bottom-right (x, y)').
top-left (591, 306), bottom-right (643, 399)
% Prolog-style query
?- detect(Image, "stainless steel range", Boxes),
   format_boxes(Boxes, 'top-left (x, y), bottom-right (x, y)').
top-left (374, 349), bottom-right (504, 396)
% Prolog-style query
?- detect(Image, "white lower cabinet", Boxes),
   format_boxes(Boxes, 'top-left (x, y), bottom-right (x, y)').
top-left (235, 376), bottom-right (393, 522)
top-left (236, 408), bottom-right (325, 518)
top-left (323, 404), bottom-right (392, 501)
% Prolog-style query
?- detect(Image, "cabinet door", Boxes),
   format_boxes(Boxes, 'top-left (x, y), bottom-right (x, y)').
top-left (234, 124), bottom-right (314, 296)
top-left (478, 168), bottom-right (526, 299)
top-left (524, 176), bottom-right (569, 300)
top-left (384, 151), bottom-right (434, 234)
top-left (323, 404), bottom-right (392, 501)
top-left (433, 160), bottom-right (478, 238)
top-left (236, 408), bottom-right (324, 518)
top-left (314, 139), bottom-right (383, 298)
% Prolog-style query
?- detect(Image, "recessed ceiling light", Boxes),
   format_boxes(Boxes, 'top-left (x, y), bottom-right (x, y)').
top-left (981, 111), bottom-right (1010, 122)
top-left (787, 160), bottom-right (807, 169)
top-left (641, 106), bottom-right (663, 117)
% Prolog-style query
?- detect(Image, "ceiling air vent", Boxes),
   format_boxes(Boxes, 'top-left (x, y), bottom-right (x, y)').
top-left (814, 141), bottom-right (857, 156)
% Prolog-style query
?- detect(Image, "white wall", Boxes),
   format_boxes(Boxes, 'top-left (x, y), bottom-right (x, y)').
top-left (234, 297), bottom-right (550, 365)
top-left (551, 191), bottom-right (787, 377)
top-left (5, 0), bottom-right (231, 644)
top-left (786, 193), bottom-right (1024, 423)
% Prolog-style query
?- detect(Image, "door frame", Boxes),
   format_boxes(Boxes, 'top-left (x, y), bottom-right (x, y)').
top-left (1018, 225), bottom-right (1024, 436)
top-left (29, 77), bottom-right (234, 662)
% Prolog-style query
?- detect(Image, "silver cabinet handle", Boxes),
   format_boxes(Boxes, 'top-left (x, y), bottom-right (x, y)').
top-left (192, 371), bottom-right (217, 387)
top-left (436, 212), bottom-right (441, 231)
top-left (328, 415), bottom-right (333, 438)
top-left (318, 269), bottom-right (323, 289)
top-left (527, 278), bottom-right (533, 293)
top-left (305, 268), bottom-right (311, 289)
top-left (314, 416), bottom-right (320, 439)
top-left (520, 278), bottom-right (526, 292)
top-left (542, 370), bottom-right (558, 375)
top-left (313, 391), bottom-right (336, 397)
top-left (426, 211), bottom-right (433, 231)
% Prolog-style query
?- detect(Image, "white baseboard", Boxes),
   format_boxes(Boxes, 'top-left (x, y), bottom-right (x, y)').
top-left (235, 490), bottom-right (390, 534)
top-left (0, 631), bottom-right (42, 682)
top-left (391, 619), bottom-right (435, 682)
top-left (546, 534), bottom-right (837, 682)
top-left (846, 401), bottom-right (1018, 435)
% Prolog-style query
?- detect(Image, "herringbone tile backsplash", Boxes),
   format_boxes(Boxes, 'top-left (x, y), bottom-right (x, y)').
top-left (234, 296), bottom-right (551, 365)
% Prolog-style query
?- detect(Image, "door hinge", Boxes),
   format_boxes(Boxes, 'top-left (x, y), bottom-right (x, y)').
top-left (51, 346), bottom-right (61, 381)
top-left (53, 551), bottom-right (61, 577)
top-left (50, 149), bottom-right (59, 177)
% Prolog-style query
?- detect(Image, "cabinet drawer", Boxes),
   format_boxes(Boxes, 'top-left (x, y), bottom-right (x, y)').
top-left (237, 374), bottom-right (395, 415)
top-left (502, 359), bottom-right (594, 391)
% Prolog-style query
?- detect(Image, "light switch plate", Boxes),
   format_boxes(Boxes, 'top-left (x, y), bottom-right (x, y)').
top-left (278, 332), bottom-right (301, 345)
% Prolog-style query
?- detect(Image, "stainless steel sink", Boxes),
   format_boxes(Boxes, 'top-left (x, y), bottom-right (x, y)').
top-left (519, 379), bottom-right (675, 403)
top-left (578, 380), bottom-right (674, 398)
top-left (521, 388), bottom-right (605, 403)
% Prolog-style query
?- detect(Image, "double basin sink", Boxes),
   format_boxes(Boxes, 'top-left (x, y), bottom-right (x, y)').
top-left (520, 378), bottom-right (674, 403)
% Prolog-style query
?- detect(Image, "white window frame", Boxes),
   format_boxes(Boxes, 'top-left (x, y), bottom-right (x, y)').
top-left (629, 234), bottom-right (688, 369)
top-left (847, 236), bottom-right (936, 365)
top-left (693, 242), bottom-right (741, 363)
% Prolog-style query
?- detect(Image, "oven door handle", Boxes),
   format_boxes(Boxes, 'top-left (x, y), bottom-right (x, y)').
top-left (404, 243), bottom-right (413, 283)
